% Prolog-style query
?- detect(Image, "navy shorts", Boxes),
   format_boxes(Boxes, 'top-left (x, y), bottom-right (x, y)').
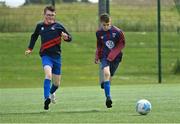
top-left (41, 55), bottom-right (61, 75)
top-left (101, 53), bottom-right (123, 76)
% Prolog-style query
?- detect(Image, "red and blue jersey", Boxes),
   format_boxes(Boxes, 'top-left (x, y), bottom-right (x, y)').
top-left (95, 26), bottom-right (125, 61)
top-left (28, 21), bottom-right (72, 57)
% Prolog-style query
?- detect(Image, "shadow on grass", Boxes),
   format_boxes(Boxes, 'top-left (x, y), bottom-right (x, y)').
top-left (130, 114), bottom-right (147, 116)
top-left (0, 109), bottom-right (105, 115)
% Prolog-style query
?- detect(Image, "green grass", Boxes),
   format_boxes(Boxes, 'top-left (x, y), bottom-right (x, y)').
top-left (0, 2), bottom-right (179, 123)
top-left (0, 32), bottom-right (180, 88)
top-left (0, 2), bottom-right (179, 32)
top-left (1, 84), bottom-right (180, 123)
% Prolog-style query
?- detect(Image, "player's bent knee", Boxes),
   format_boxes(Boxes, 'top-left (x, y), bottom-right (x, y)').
top-left (53, 81), bottom-right (60, 87)
top-left (104, 72), bottom-right (110, 80)
top-left (45, 74), bottom-right (52, 80)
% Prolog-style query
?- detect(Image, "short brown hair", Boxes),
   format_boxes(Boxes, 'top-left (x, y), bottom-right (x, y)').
top-left (100, 13), bottom-right (110, 23)
top-left (44, 6), bottom-right (55, 14)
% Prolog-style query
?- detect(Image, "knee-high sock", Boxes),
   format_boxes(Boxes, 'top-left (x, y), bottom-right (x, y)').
top-left (50, 84), bottom-right (59, 94)
top-left (104, 81), bottom-right (111, 98)
top-left (44, 79), bottom-right (51, 99)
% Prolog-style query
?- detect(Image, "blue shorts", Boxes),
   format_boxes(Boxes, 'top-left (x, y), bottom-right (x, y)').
top-left (41, 55), bottom-right (61, 75)
top-left (101, 53), bottom-right (123, 76)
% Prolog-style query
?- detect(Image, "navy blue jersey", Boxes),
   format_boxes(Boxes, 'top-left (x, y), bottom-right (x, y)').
top-left (95, 26), bottom-right (125, 61)
top-left (28, 22), bottom-right (72, 57)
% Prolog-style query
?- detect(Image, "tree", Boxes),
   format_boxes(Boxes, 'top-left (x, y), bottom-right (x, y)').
top-left (174, 0), bottom-right (180, 14)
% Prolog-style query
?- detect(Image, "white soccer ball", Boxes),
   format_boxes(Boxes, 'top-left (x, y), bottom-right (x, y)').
top-left (136, 99), bottom-right (152, 115)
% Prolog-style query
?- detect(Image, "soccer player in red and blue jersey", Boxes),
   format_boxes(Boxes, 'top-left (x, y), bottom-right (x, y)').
top-left (25, 6), bottom-right (72, 110)
top-left (95, 13), bottom-right (125, 108)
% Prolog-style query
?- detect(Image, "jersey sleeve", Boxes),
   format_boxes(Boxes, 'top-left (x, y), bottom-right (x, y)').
top-left (107, 31), bottom-right (125, 61)
top-left (95, 31), bottom-right (103, 60)
top-left (56, 23), bottom-right (72, 42)
top-left (28, 23), bottom-right (41, 50)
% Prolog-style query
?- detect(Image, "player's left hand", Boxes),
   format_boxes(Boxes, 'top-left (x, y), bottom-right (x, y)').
top-left (107, 57), bottom-right (113, 62)
top-left (61, 32), bottom-right (69, 40)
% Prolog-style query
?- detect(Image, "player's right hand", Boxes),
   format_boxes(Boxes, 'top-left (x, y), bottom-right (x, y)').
top-left (95, 58), bottom-right (99, 64)
top-left (25, 49), bottom-right (32, 56)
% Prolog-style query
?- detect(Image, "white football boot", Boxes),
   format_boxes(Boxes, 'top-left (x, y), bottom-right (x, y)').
top-left (50, 93), bottom-right (56, 104)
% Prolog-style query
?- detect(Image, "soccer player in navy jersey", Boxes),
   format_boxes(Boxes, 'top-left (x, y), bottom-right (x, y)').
top-left (25, 6), bottom-right (72, 110)
top-left (95, 13), bottom-right (125, 108)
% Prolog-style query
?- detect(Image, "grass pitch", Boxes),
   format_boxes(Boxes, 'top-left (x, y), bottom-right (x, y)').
top-left (0, 32), bottom-right (179, 122)
top-left (1, 84), bottom-right (180, 123)
top-left (0, 32), bottom-right (179, 88)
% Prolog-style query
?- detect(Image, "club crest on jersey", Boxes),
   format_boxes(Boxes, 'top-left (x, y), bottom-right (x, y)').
top-left (51, 27), bottom-right (55, 30)
top-left (106, 40), bottom-right (115, 49)
top-left (41, 27), bottom-right (44, 30)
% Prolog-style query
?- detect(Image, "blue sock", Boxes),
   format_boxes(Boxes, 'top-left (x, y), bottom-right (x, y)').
top-left (50, 84), bottom-right (59, 94)
top-left (44, 79), bottom-right (51, 99)
top-left (104, 81), bottom-right (111, 98)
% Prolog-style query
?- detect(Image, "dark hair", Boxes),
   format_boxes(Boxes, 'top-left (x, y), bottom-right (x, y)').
top-left (44, 6), bottom-right (55, 14)
top-left (100, 13), bottom-right (110, 23)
